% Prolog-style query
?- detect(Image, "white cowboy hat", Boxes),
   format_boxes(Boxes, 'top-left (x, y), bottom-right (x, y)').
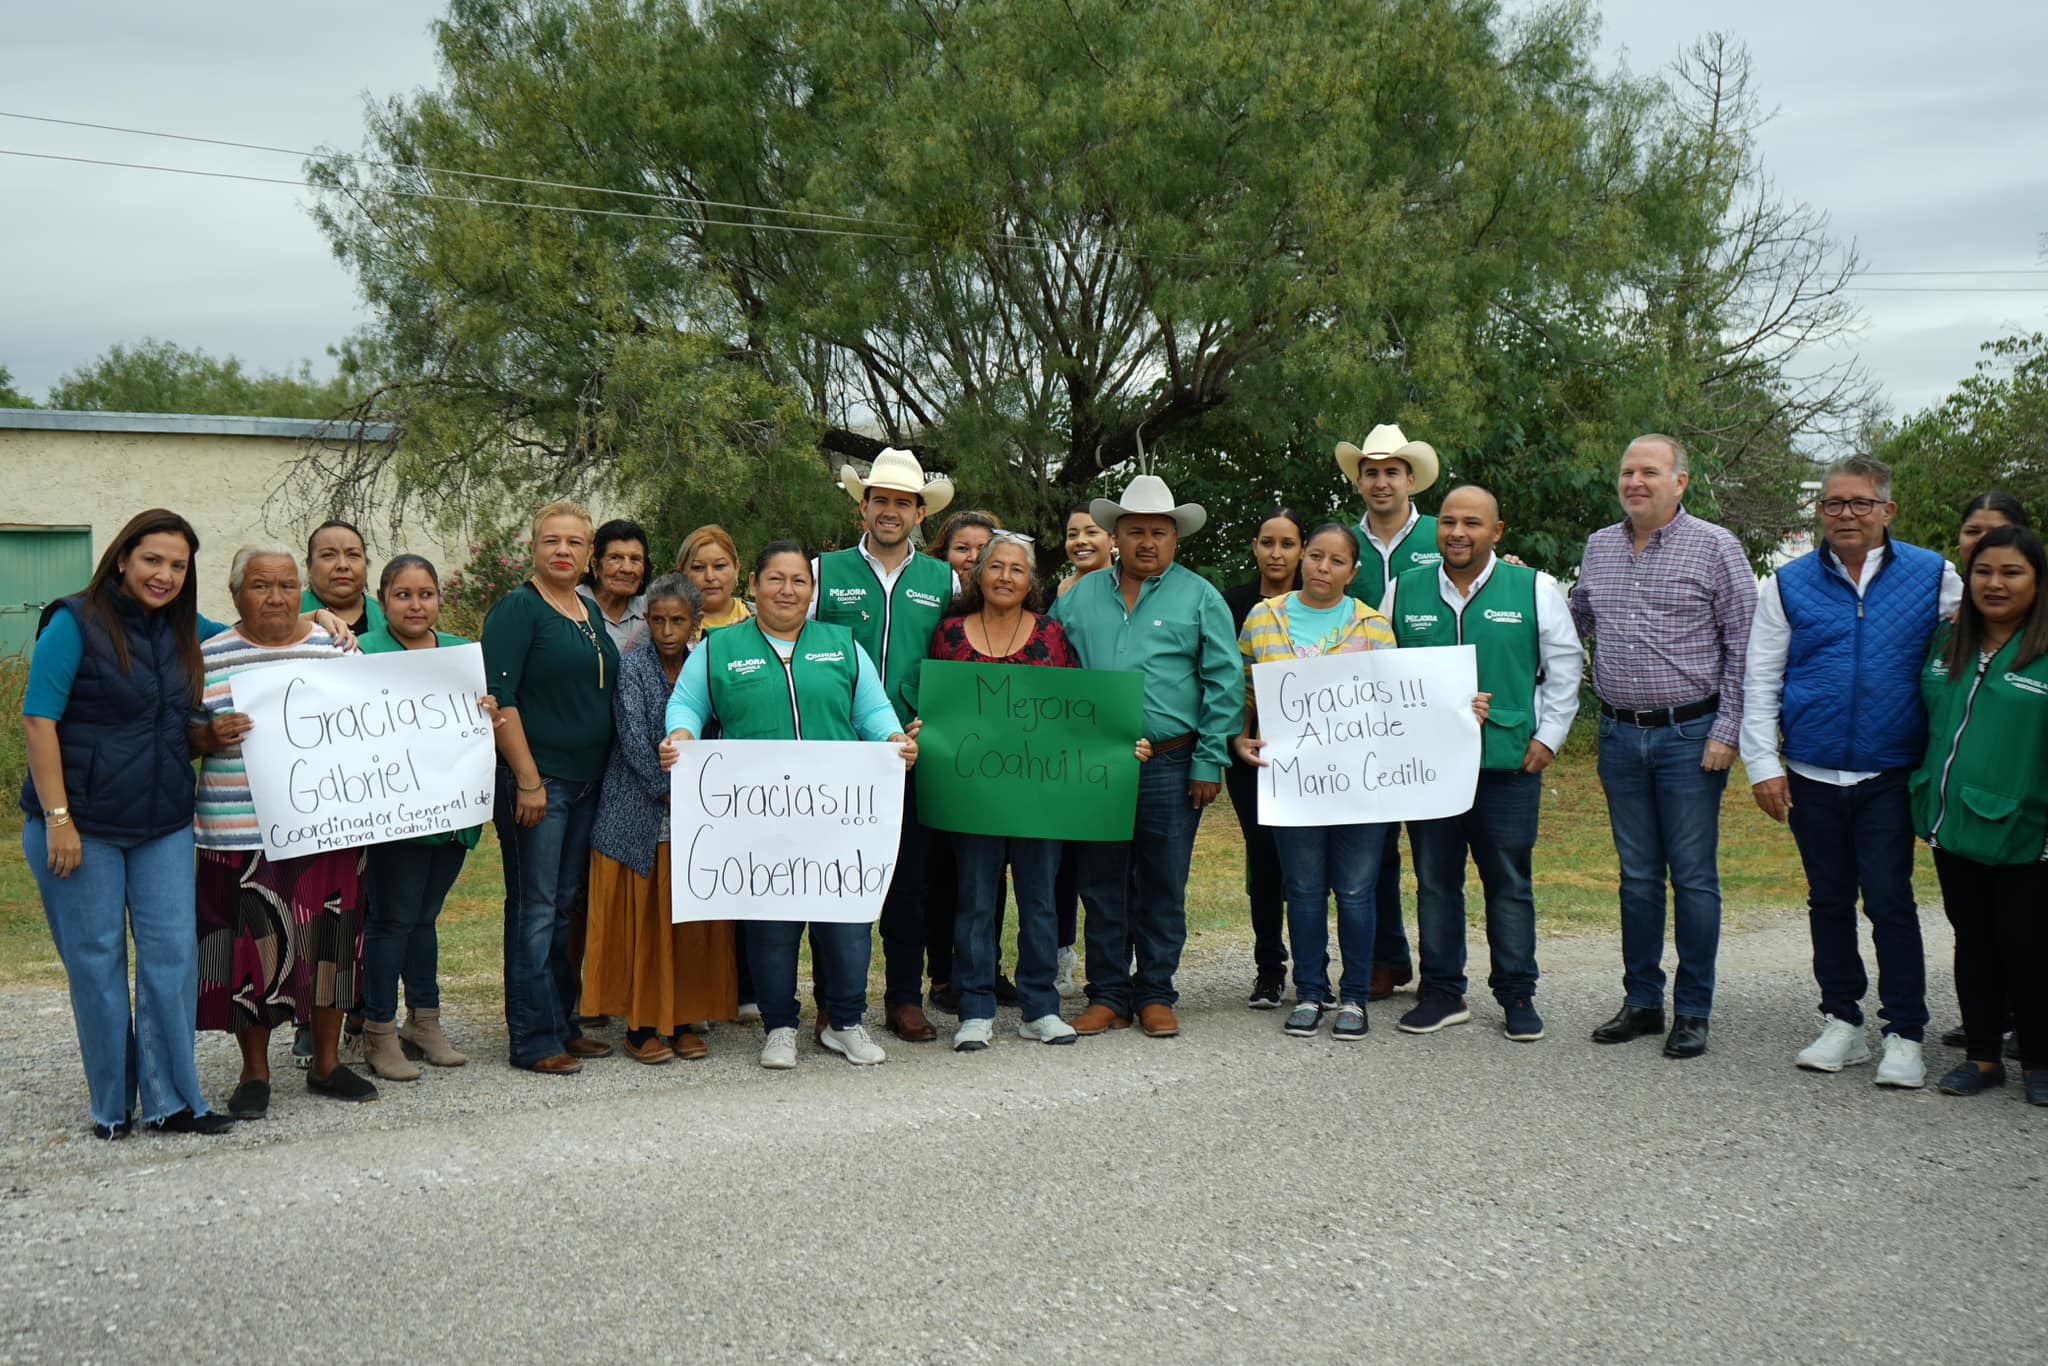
top-left (1335, 425), bottom-right (1440, 493)
top-left (839, 447), bottom-right (955, 517)
top-left (1090, 473), bottom-right (1207, 538)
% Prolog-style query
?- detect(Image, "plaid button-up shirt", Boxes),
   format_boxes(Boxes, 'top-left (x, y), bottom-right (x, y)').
top-left (1568, 507), bottom-right (1756, 748)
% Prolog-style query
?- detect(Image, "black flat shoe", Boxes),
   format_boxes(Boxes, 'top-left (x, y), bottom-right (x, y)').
top-left (145, 1108), bottom-right (236, 1136)
top-left (927, 983), bottom-right (960, 1015)
top-left (993, 974), bottom-right (1021, 1008)
top-left (1936, 1063), bottom-right (2007, 1096)
top-left (90, 1119), bottom-right (133, 1142)
top-left (226, 1079), bottom-right (270, 1120)
top-left (2024, 1071), bottom-right (2048, 1107)
top-left (1591, 1003), bottom-right (1664, 1044)
top-left (307, 1063), bottom-right (379, 1103)
top-left (1664, 1015), bottom-right (1710, 1058)
top-left (1939, 1025), bottom-right (1967, 1049)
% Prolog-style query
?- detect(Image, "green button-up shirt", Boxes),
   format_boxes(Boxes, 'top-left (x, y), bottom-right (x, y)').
top-left (1049, 560), bottom-right (1242, 782)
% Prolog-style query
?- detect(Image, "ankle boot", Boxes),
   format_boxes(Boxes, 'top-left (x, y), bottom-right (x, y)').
top-left (399, 1007), bottom-right (468, 1067)
top-left (362, 1018), bottom-right (422, 1081)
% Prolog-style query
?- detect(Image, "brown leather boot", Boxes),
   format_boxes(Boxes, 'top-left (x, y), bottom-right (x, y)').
top-left (1138, 1004), bottom-right (1180, 1038)
top-left (887, 1004), bottom-right (938, 1042)
top-left (1072, 1004), bottom-right (1132, 1036)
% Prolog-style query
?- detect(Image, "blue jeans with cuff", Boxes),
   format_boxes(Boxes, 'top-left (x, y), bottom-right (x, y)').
top-left (1271, 821), bottom-right (1387, 1005)
top-left (953, 833), bottom-right (1064, 1022)
top-left (748, 919), bottom-right (871, 1032)
top-left (493, 769), bottom-right (598, 1067)
top-left (1074, 747), bottom-right (1204, 1015)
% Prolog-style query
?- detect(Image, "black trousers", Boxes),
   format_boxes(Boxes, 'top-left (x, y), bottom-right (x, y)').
top-left (1931, 848), bottom-right (2046, 1070)
top-left (1224, 755), bottom-right (1287, 971)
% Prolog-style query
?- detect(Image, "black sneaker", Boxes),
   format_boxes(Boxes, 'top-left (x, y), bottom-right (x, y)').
top-left (1332, 1004), bottom-right (1369, 1041)
top-left (307, 1063), bottom-right (379, 1103)
top-left (145, 1108), bottom-right (236, 1136)
top-left (291, 1026), bottom-right (314, 1069)
top-left (1283, 1001), bottom-right (1326, 1037)
top-left (90, 1118), bottom-right (133, 1142)
top-left (993, 974), bottom-right (1021, 1007)
top-left (1248, 971), bottom-right (1285, 1011)
top-left (1397, 992), bottom-right (1472, 1034)
top-left (1502, 998), bottom-right (1545, 1042)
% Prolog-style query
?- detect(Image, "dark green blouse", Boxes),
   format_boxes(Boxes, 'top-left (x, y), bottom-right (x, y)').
top-left (480, 583), bottom-right (619, 783)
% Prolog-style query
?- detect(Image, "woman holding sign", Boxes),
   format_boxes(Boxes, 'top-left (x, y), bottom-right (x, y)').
top-left (353, 555), bottom-right (491, 1080)
top-left (929, 532), bottom-right (1156, 1050)
top-left (191, 544), bottom-right (377, 1112)
top-left (659, 542), bottom-right (918, 1071)
top-left (586, 574), bottom-right (737, 1063)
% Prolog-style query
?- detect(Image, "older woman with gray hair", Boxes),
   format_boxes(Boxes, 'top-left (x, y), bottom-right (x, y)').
top-left (192, 543), bottom-right (377, 1116)
top-left (582, 573), bottom-right (738, 1062)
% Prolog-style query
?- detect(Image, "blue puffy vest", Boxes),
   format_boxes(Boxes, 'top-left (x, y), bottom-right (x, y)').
top-left (1778, 538), bottom-right (1946, 772)
top-left (17, 594), bottom-right (198, 842)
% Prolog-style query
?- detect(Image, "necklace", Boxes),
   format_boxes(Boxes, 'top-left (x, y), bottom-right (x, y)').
top-left (978, 609), bottom-right (1029, 658)
top-left (534, 578), bottom-right (605, 689)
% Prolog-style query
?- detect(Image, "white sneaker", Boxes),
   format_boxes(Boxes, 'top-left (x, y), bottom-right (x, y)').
top-left (1019, 1014), bottom-right (1077, 1045)
top-left (1795, 1014), bottom-right (1871, 1072)
top-left (759, 1026), bottom-right (798, 1070)
top-left (1875, 1035), bottom-right (1926, 1088)
top-left (820, 1022), bottom-right (887, 1066)
top-left (735, 1002), bottom-right (762, 1024)
top-left (1054, 946), bottom-right (1080, 996)
top-left (954, 1017), bottom-right (994, 1052)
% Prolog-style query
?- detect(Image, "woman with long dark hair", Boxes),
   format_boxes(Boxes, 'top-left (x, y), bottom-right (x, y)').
top-left (20, 510), bottom-right (233, 1138)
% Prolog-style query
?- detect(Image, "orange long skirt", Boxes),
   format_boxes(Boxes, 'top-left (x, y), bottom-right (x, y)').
top-left (583, 848), bottom-right (738, 1032)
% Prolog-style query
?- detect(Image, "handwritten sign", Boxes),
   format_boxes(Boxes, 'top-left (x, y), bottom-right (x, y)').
top-left (232, 644), bottom-right (496, 857)
top-left (667, 740), bottom-right (906, 924)
top-left (913, 660), bottom-right (1144, 840)
top-left (1252, 646), bottom-right (1481, 826)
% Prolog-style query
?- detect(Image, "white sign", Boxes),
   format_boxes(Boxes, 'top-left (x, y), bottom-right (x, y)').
top-left (232, 643), bottom-right (497, 857)
top-left (668, 741), bottom-right (905, 924)
top-left (1253, 646), bottom-right (1482, 827)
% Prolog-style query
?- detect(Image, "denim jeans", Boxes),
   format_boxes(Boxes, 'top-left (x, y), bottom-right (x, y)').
top-left (24, 820), bottom-right (211, 1127)
top-left (953, 833), bottom-right (1063, 1020)
top-left (1411, 770), bottom-right (1541, 1005)
top-left (1271, 821), bottom-right (1387, 1005)
top-left (1225, 755), bottom-right (1287, 972)
top-left (1786, 768), bottom-right (1926, 1040)
top-left (361, 840), bottom-right (469, 1023)
top-left (747, 919), bottom-right (871, 1032)
top-left (1073, 747), bottom-right (1204, 1013)
top-left (1596, 710), bottom-right (1729, 1017)
top-left (493, 769), bottom-right (598, 1067)
top-left (1372, 824), bottom-right (1411, 971)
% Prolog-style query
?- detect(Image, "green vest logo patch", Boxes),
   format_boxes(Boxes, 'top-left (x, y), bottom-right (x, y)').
top-left (803, 650), bottom-right (847, 663)
top-left (905, 588), bottom-right (944, 609)
top-left (1481, 608), bottom-right (1525, 625)
top-left (725, 657), bottom-right (766, 676)
top-left (2004, 672), bottom-right (2048, 697)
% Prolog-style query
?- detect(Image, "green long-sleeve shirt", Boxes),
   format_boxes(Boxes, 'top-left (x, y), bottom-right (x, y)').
top-left (1050, 560), bottom-right (1242, 782)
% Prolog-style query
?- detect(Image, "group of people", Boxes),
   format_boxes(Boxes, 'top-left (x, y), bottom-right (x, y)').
top-left (16, 425), bottom-right (2047, 1140)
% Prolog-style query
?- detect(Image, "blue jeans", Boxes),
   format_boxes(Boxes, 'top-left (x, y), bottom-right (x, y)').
top-left (746, 920), bottom-right (871, 1032)
top-left (24, 821), bottom-right (211, 1127)
top-left (493, 769), bottom-right (598, 1067)
top-left (1372, 823), bottom-right (1411, 970)
top-left (1073, 747), bottom-right (1204, 1013)
top-left (1271, 822), bottom-right (1387, 1005)
top-left (1411, 770), bottom-right (1541, 1005)
top-left (953, 833), bottom-right (1063, 1020)
top-left (1786, 768), bottom-right (1926, 1040)
top-left (1596, 711), bottom-right (1729, 1017)
top-left (361, 840), bottom-right (469, 1023)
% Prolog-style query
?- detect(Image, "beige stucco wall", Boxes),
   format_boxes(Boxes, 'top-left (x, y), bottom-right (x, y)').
top-left (1, 427), bottom-right (468, 623)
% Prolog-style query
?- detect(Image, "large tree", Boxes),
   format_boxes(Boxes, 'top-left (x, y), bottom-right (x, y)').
top-left (310, 1), bottom-right (1858, 575)
top-left (48, 338), bottom-right (360, 420)
top-left (0, 365), bottom-right (33, 409)
top-left (1877, 331), bottom-right (2048, 551)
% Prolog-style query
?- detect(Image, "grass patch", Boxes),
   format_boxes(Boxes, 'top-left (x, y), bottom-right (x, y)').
top-left (0, 716), bottom-right (1937, 998)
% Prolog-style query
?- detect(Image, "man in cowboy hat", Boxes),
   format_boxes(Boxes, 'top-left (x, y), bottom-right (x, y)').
top-left (812, 446), bottom-right (961, 1043)
top-left (1334, 424), bottom-right (1444, 1004)
top-left (1050, 472), bottom-right (1241, 1038)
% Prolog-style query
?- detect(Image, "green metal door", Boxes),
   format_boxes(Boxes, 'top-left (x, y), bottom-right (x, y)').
top-left (0, 526), bottom-right (93, 659)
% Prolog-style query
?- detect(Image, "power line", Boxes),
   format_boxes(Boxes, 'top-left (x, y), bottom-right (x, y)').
top-left (1846, 285), bottom-right (2048, 293)
top-left (1855, 269), bottom-right (2048, 278)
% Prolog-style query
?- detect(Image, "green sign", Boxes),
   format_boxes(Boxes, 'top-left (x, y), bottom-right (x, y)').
top-left (915, 660), bottom-right (1144, 840)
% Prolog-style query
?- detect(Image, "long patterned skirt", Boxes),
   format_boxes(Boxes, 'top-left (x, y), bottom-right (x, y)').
top-left (195, 847), bottom-right (364, 1033)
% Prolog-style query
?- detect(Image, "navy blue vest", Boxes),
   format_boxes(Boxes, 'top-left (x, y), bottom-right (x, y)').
top-left (1778, 538), bottom-right (1945, 772)
top-left (18, 594), bottom-right (198, 841)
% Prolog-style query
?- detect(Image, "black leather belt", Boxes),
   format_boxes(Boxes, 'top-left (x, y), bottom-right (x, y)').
top-left (1598, 695), bottom-right (1720, 728)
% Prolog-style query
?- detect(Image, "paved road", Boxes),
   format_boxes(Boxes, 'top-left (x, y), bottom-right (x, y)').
top-left (2, 913), bottom-right (2042, 1364)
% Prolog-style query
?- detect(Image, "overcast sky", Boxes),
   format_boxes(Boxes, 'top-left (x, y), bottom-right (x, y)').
top-left (2, 2), bottom-right (2043, 421)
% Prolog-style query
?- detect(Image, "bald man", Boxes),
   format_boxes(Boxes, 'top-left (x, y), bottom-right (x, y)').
top-left (1385, 486), bottom-right (1582, 1041)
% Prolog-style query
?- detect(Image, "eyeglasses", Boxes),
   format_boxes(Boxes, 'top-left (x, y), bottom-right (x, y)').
top-left (989, 530), bottom-right (1036, 546)
top-left (1819, 497), bottom-right (1884, 517)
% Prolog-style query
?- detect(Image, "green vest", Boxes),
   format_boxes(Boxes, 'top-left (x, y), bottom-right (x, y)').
top-left (1390, 561), bottom-right (1541, 771)
top-left (1347, 513), bottom-right (1441, 608)
top-left (1912, 626), bottom-right (2048, 865)
top-left (703, 619), bottom-right (860, 741)
top-left (815, 546), bottom-right (952, 724)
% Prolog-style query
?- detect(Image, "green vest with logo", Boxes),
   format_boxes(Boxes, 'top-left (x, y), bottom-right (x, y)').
top-left (1390, 561), bottom-right (1541, 771)
top-left (1347, 513), bottom-right (1441, 608)
top-left (816, 547), bottom-right (952, 725)
top-left (703, 619), bottom-right (860, 741)
top-left (1911, 625), bottom-right (2048, 865)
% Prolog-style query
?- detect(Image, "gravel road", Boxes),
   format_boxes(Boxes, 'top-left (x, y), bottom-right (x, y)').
top-left (2, 911), bottom-right (2042, 1364)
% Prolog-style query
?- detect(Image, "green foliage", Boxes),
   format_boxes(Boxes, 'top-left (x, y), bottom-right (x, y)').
top-left (0, 365), bottom-right (34, 409)
top-left (1878, 333), bottom-right (2048, 552)
top-left (0, 656), bottom-right (26, 800)
top-left (441, 528), bottom-right (534, 639)
top-left (48, 338), bottom-right (360, 419)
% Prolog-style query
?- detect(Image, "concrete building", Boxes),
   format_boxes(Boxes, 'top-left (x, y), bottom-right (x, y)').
top-left (1, 408), bottom-right (465, 652)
